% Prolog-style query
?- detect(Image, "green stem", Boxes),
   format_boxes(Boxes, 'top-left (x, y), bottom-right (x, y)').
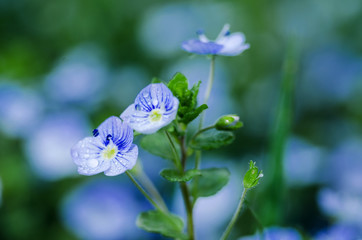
top-left (135, 167), bottom-right (169, 212)
top-left (164, 130), bottom-right (195, 240)
top-left (194, 151), bottom-right (201, 170)
top-left (126, 171), bottom-right (165, 212)
top-left (196, 55), bottom-right (216, 170)
top-left (191, 125), bottom-right (215, 141)
top-left (164, 131), bottom-right (182, 171)
top-left (199, 55), bottom-right (216, 130)
top-left (220, 188), bottom-right (248, 240)
top-left (180, 182), bottom-right (195, 240)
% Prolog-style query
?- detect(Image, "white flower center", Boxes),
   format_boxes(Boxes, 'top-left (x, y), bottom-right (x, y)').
top-left (101, 141), bottom-right (118, 160)
top-left (149, 109), bottom-right (163, 122)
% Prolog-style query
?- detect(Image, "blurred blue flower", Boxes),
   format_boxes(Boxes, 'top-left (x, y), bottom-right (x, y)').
top-left (239, 227), bottom-right (302, 240)
top-left (0, 83), bottom-right (44, 138)
top-left (315, 224), bottom-right (361, 240)
top-left (72, 116), bottom-right (138, 176)
top-left (182, 24), bottom-right (250, 56)
top-left (284, 137), bottom-right (326, 186)
top-left (318, 188), bottom-right (362, 226)
top-left (121, 83), bottom-right (179, 134)
top-left (25, 111), bottom-right (89, 180)
top-left (61, 179), bottom-right (148, 240)
top-left (325, 138), bottom-right (362, 193)
top-left (297, 48), bottom-right (362, 110)
top-left (44, 45), bottom-right (108, 105)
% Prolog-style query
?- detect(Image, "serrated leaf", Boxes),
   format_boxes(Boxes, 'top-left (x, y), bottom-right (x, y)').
top-left (160, 169), bottom-right (201, 182)
top-left (191, 168), bottom-right (230, 199)
top-left (140, 131), bottom-right (180, 162)
top-left (180, 104), bottom-right (208, 124)
top-left (136, 210), bottom-right (187, 239)
top-left (190, 129), bottom-right (235, 150)
top-left (168, 72), bottom-right (188, 99)
top-left (189, 81), bottom-right (201, 109)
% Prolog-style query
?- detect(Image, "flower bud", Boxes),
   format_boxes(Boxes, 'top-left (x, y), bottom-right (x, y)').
top-left (243, 161), bottom-right (263, 189)
top-left (215, 114), bottom-right (243, 131)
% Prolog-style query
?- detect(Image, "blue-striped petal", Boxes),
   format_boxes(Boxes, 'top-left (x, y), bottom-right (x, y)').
top-left (121, 83), bottom-right (179, 134)
top-left (104, 144), bottom-right (138, 176)
top-left (71, 137), bottom-right (110, 176)
top-left (96, 116), bottom-right (133, 151)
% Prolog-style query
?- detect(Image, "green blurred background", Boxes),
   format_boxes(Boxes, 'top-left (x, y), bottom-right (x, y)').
top-left (0, 0), bottom-right (362, 239)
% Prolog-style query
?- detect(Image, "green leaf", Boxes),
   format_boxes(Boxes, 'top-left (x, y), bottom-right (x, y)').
top-left (180, 104), bottom-right (208, 124)
top-left (167, 72), bottom-right (188, 99)
top-left (160, 169), bottom-right (201, 182)
top-left (190, 129), bottom-right (235, 150)
top-left (140, 131), bottom-right (180, 162)
top-left (189, 81), bottom-right (201, 109)
top-left (136, 210), bottom-right (187, 239)
top-left (191, 168), bottom-right (230, 199)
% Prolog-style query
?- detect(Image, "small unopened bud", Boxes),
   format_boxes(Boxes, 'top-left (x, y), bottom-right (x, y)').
top-left (215, 114), bottom-right (243, 131)
top-left (243, 161), bottom-right (263, 189)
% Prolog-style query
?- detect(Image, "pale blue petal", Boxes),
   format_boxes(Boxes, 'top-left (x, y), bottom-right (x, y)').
top-left (104, 144), bottom-right (138, 176)
top-left (121, 84), bottom-right (179, 134)
top-left (71, 137), bottom-right (111, 176)
top-left (134, 83), bottom-right (174, 112)
top-left (215, 24), bottom-right (230, 41)
top-left (96, 116), bottom-right (133, 151)
top-left (181, 39), bottom-right (223, 55)
top-left (217, 33), bottom-right (250, 56)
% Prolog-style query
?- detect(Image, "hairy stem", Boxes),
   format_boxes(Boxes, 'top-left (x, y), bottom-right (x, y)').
top-left (220, 188), bottom-right (248, 240)
top-left (126, 171), bottom-right (165, 213)
top-left (135, 167), bottom-right (169, 212)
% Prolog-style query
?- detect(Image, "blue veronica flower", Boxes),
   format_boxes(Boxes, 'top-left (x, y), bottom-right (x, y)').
top-left (182, 24), bottom-right (250, 56)
top-left (120, 83), bottom-right (179, 134)
top-left (71, 116), bottom-right (138, 176)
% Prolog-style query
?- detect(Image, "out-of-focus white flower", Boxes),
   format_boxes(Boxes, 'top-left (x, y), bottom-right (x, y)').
top-left (121, 83), bottom-right (179, 134)
top-left (25, 111), bottom-right (89, 180)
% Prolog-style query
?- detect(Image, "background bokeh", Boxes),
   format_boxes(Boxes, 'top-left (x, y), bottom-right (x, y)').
top-left (0, 0), bottom-right (362, 239)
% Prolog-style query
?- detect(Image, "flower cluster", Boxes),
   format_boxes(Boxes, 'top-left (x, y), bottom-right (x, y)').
top-left (71, 83), bottom-right (179, 176)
